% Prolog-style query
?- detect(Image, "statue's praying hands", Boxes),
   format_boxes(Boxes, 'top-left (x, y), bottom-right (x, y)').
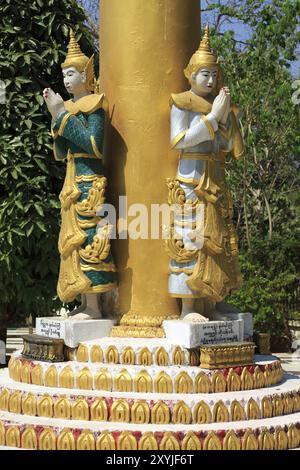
top-left (43, 88), bottom-right (66, 122)
top-left (211, 87), bottom-right (231, 125)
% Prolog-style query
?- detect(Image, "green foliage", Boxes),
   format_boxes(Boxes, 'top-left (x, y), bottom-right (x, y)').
top-left (0, 0), bottom-right (96, 323)
top-left (207, 0), bottom-right (300, 336)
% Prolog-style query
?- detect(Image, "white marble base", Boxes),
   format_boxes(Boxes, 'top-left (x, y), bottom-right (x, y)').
top-left (36, 317), bottom-right (116, 348)
top-left (163, 319), bottom-right (244, 349)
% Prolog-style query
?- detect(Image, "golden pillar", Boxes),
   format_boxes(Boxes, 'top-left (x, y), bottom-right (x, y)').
top-left (100, 0), bottom-right (201, 337)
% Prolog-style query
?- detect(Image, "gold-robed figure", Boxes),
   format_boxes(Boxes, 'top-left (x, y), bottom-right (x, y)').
top-left (43, 31), bottom-right (117, 318)
top-left (166, 25), bottom-right (244, 320)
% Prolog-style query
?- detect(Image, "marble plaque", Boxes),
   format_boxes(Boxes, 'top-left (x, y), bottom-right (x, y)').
top-left (163, 319), bottom-right (244, 349)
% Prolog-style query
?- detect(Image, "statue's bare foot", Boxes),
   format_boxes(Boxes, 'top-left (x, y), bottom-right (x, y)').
top-left (68, 304), bottom-right (86, 317)
top-left (181, 312), bottom-right (209, 322)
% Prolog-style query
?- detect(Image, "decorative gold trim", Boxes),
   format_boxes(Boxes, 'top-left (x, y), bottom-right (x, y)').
top-left (200, 342), bottom-right (256, 369)
top-left (85, 282), bottom-right (117, 294)
top-left (171, 130), bottom-right (187, 149)
top-left (201, 115), bottom-right (215, 140)
top-left (80, 261), bottom-right (117, 272)
top-left (76, 174), bottom-right (103, 183)
top-left (90, 135), bottom-right (102, 158)
top-left (58, 112), bottom-right (72, 136)
top-left (73, 153), bottom-right (99, 159)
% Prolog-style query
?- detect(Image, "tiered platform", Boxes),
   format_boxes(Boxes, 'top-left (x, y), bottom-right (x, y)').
top-left (0, 338), bottom-right (300, 450)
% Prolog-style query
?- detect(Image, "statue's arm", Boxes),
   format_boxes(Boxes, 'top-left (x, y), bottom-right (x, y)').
top-left (170, 105), bottom-right (218, 149)
top-left (52, 108), bottom-right (105, 156)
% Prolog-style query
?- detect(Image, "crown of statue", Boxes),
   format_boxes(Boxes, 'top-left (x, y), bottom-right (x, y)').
top-left (61, 29), bottom-right (95, 92)
top-left (184, 24), bottom-right (219, 79)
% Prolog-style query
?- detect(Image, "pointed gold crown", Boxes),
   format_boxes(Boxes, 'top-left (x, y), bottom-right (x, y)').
top-left (184, 24), bottom-right (219, 79)
top-left (61, 29), bottom-right (95, 92)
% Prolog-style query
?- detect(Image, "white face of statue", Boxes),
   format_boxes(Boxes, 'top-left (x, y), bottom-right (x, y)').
top-left (62, 66), bottom-right (87, 96)
top-left (190, 67), bottom-right (218, 95)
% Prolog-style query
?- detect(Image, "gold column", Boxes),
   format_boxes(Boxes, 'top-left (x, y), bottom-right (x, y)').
top-left (100, 0), bottom-right (201, 337)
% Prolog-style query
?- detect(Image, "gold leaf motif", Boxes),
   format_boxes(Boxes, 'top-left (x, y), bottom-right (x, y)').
top-left (22, 393), bottom-right (37, 416)
top-left (90, 398), bottom-right (108, 421)
top-left (134, 370), bottom-right (152, 393)
top-left (72, 398), bottom-right (89, 421)
top-left (59, 366), bottom-right (75, 389)
top-left (131, 401), bottom-right (150, 424)
top-left (105, 346), bottom-right (119, 364)
top-left (293, 392), bottom-right (300, 412)
top-left (6, 426), bottom-right (21, 448)
top-left (242, 430), bottom-right (258, 450)
top-left (37, 395), bottom-right (53, 418)
top-left (11, 359), bottom-right (22, 382)
top-left (31, 365), bottom-right (43, 386)
top-left (137, 348), bottom-right (152, 366)
top-left (253, 366), bottom-right (265, 389)
top-left (115, 369), bottom-right (132, 392)
top-left (173, 401), bottom-right (192, 424)
top-left (96, 432), bottom-right (116, 450)
top-left (241, 368), bottom-right (253, 390)
top-left (264, 367), bottom-right (272, 387)
top-left (283, 395), bottom-right (294, 414)
top-left (258, 429), bottom-right (275, 450)
top-left (174, 372), bottom-right (193, 393)
top-left (247, 398), bottom-right (260, 420)
top-left (0, 389), bottom-right (10, 411)
top-left (166, 179), bottom-right (186, 206)
top-left (94, 368), bottom-right (112, 391)
top-left (76, 367), bottom-right (93, 390)
top-left (164, 228), bottom-right (198, 263)
top-left (45, 365), bottom-right (58, 388)
top-left (203, 432), bottom-right (222, 451)
top-left (272, 395), bottom-right (284, 416)
top-left (121, 347), bottom-right (135, 365)
top-left (227, 369), bottom-right (241, 392)
top-left (154, 347), bottom-right (169, 366)
top-left (230, 400), bottom-right (246, 421)
top-left (212, 400), bottom-right (229, 423)
top-left (77, 431), bottom-right (95, 451)
top-left (154, 371), bottom-right (173, 393)
top-left (21, 426), bottom-right (37, 450)
top-left (287, 424), bottom-right (300, 449)
top-left (57, 428), bottom-right (76, 451)
top-left (8, 357), bottom-right (15, 379)
top-left (195, 372), bottom-right (211, 393)
top-left (193, 401), bottom-right (211, 424)
top-left (212, 371), bottom-right (226, 393)
top-left (172, 346), bottom-right (184, 365)
top-left (111, 399), bottom-right (130, 423)
top-left (9, 390), bottom-right (22, 414)
top-left (0, 422), bottom-right (5, 446)
top-left (117, 432), bottom-right (138, 451)
top-left (159, 432), bottom-right (180, 451)
top-left (151, 401), bottom-right (170, 424)
top-left (138, 432), bottom-right (159, 451)
top-left (79, 226), bottom-right (112, 264)
top-left (39, 428), bottom-right (56, 451)
top-left (90, 345), bottom-right (103, 363)
top-left (223, 431), bottom-right (241, 451)
top-left (189, 350), bottom-right (200, 366)
top-left (21, 362), bottom-right (31, 384)
top-left (274, 426), bottom-right (288, 450)
top-left (182, 432), bottom-right (202, 450)
top-left (77, 344), bottom-right (88, 362)
top-left (75, 177), bottom-right (107, 217)
top-left (262, 397), bottom-right (273, 418)
top-left (54, 397), bottom-right (71, 420)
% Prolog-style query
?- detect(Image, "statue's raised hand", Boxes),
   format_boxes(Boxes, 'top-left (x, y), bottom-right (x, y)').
top-left (211, 88), bottom-right (230, 122)
top-left (43, 88), bottom-right (65, 121)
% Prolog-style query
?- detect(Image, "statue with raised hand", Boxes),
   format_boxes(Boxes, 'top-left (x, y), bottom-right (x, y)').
top-left (43, 30), bottom-right (117, 319)
top-left (166, 25), bottom-right (244, 321)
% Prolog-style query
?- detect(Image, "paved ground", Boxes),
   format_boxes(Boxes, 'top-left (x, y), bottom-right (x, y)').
top-left (2, 328), bottom-right (300, 375)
